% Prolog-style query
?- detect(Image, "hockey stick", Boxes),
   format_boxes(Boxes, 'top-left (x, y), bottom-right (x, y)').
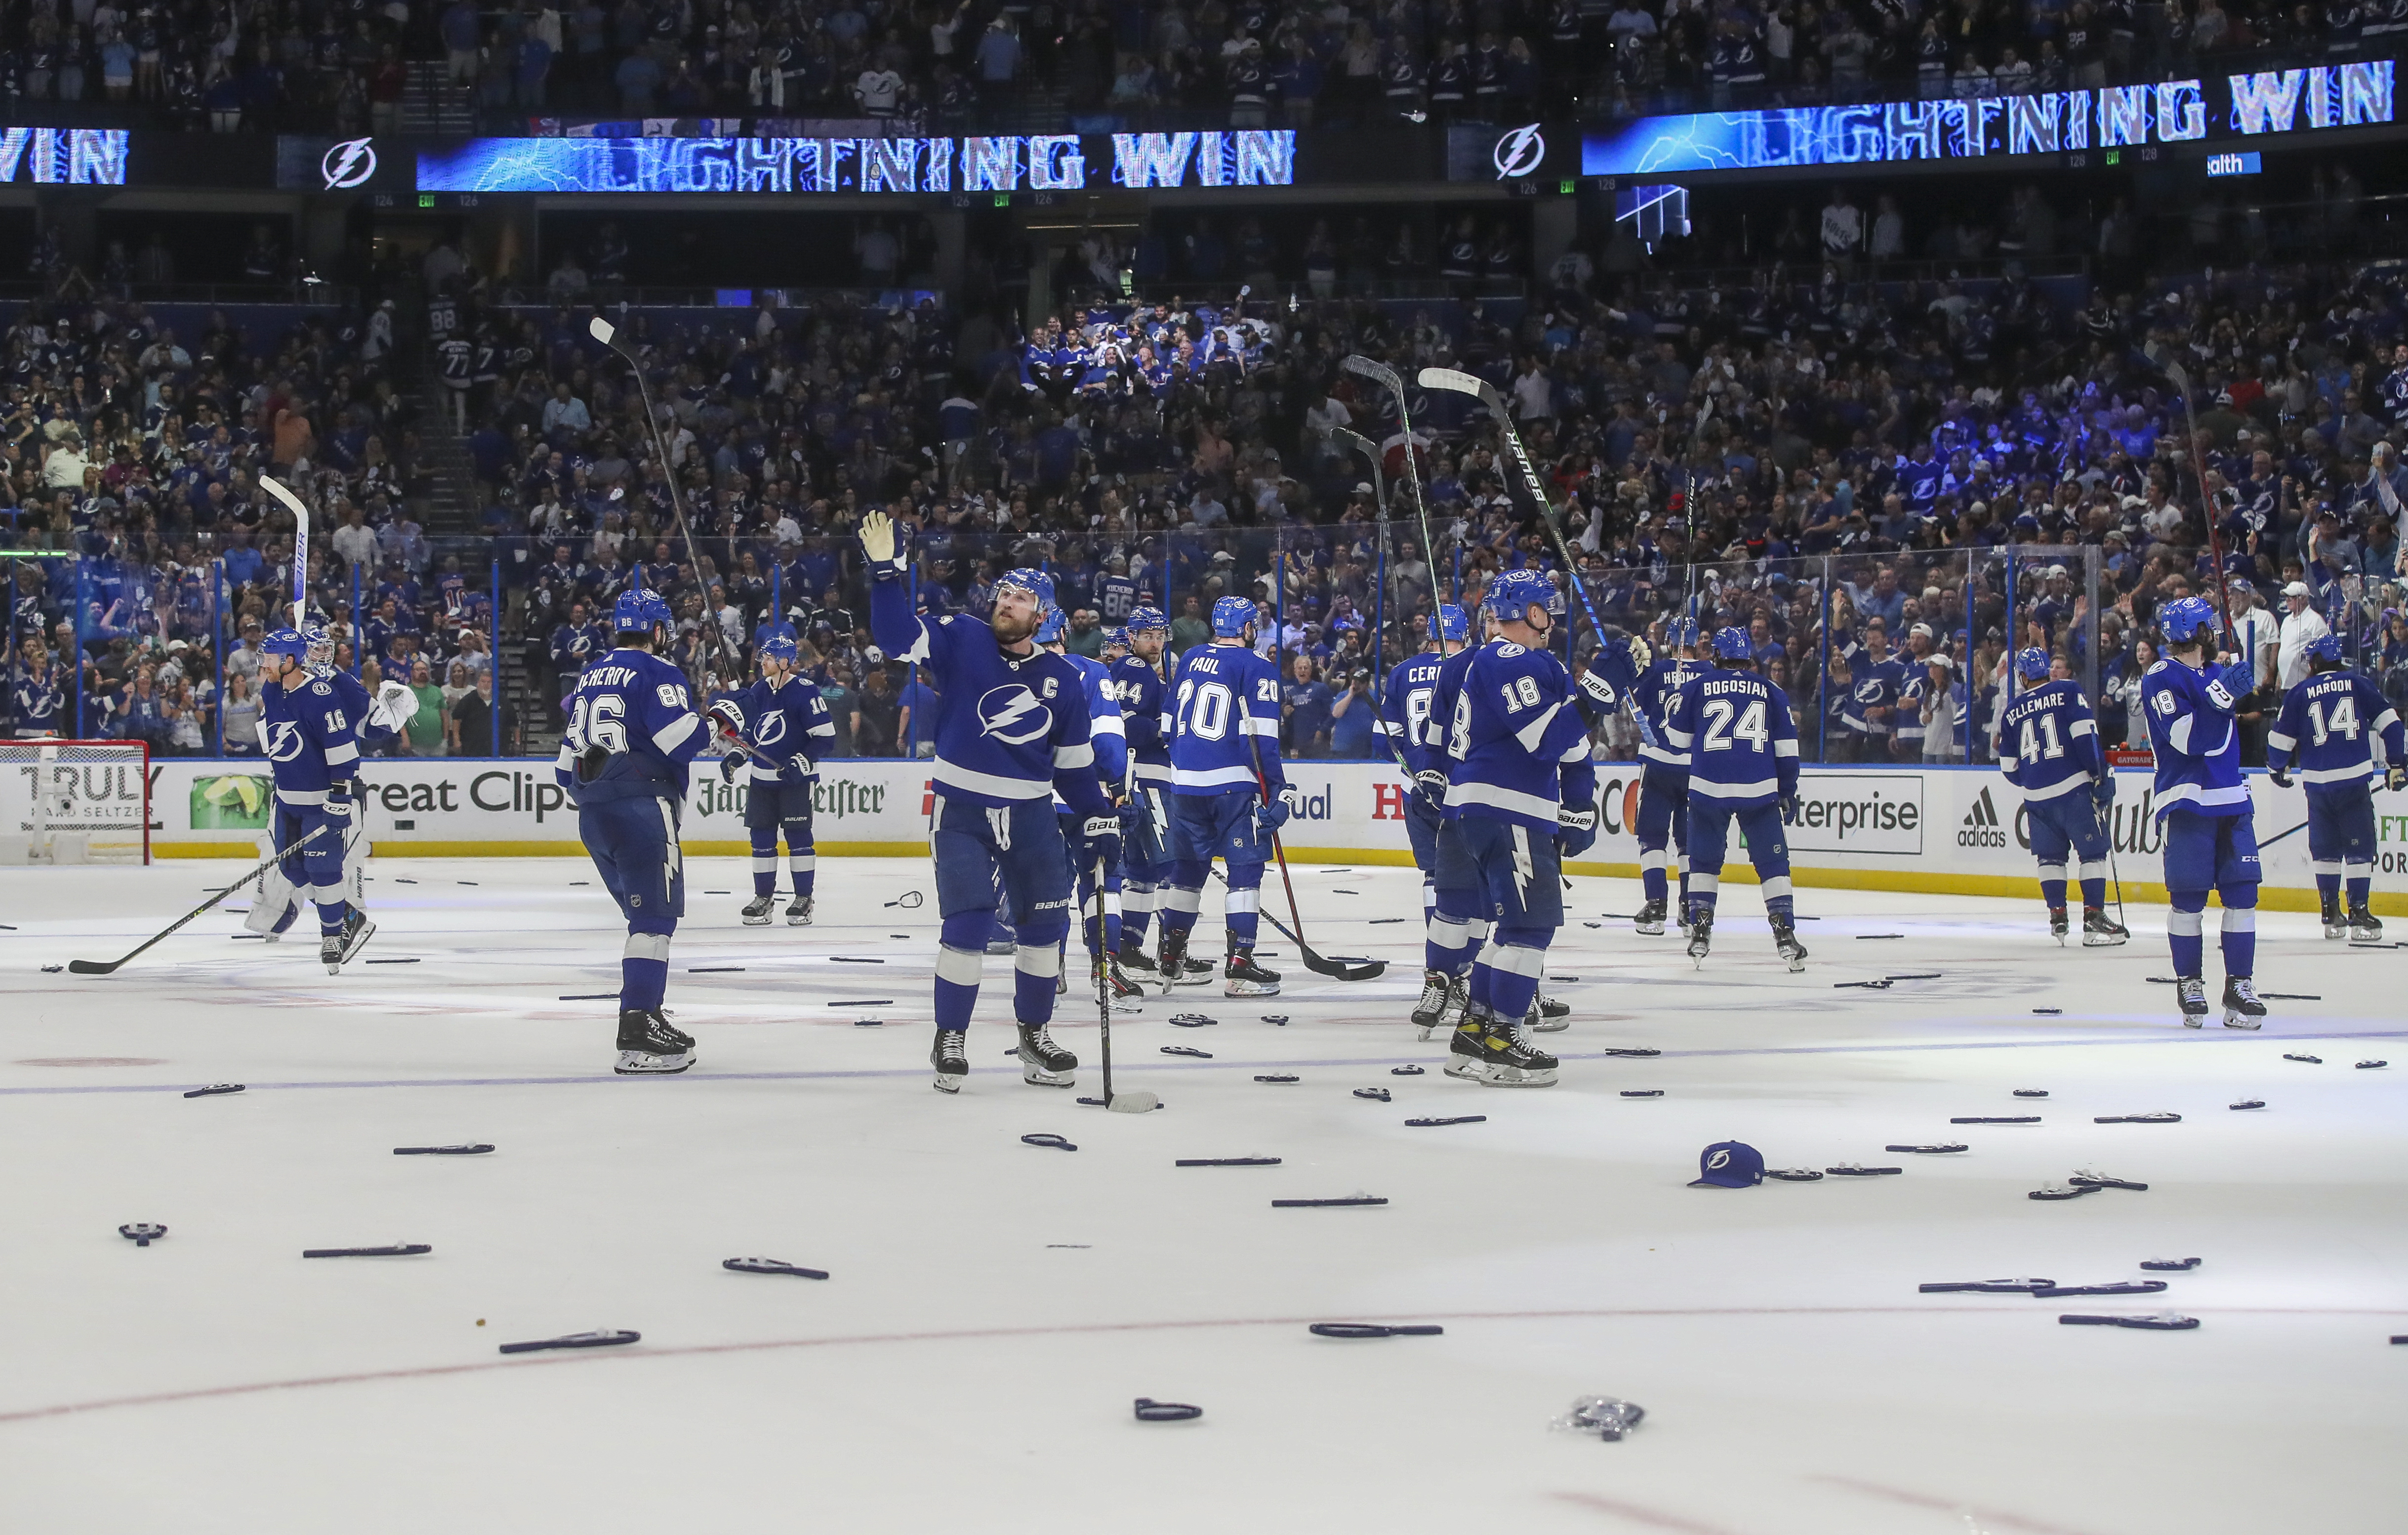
top-left (257, 473), bottom-right (310, 628)
top-left (1417, 366), bottom-right (1649, 739)
top-left (2098, 797), bottom-right (2128, 929)
top-left (68, 823), bottom-right (330, 975)
top-left (589, 317), bottom-right (747, 689)
top-left (1093, 852), bottom-right (1158, 1113)
top-left (1241, 732), bottom-right (1387, 982)
top-left (2154, 357), bottom-right (2240, 648)
top-left (1340, 355), bottom-right (1447, 599)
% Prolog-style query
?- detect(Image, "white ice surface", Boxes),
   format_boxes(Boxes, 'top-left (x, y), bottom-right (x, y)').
top-left (2, 857), bottom-right (2405, 1535)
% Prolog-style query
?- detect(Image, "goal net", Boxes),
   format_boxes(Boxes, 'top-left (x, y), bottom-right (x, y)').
top-left (0, 740), bottom-right (152, 864)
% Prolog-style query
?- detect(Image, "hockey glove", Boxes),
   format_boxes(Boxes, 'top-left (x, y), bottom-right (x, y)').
top-left (1079, 813), bottom-right (1122, 868)
top-left (369, 678), bottom-right (418, 731)
top-left (1780, 792), bottom-right (1800, 826)
top-left (785, 751), bottom-right (814, 780)
top-left (1557, 803), bottom-right (1598, 860)
top-left (718, 752), bottom-right (743, 784)
top-left (2268, 762), bottom-right (2291, 789)
top-left (706, 699), bottom-right (746, 737)
top-left (2090, 774), bottom-right (2116, 811)
top-left (2211, 662), bottom-right (2253, 709)
top-left (1412, 767), bottom-right (1449, 815)
top-left (858, 507), bottom-right (903, 579)
top-left (1578, 667), bottom-right (1620, 711)
top-left (2389, 765), bottom-right (2407, 792)
top-left (1255, 791), bottom-right (1293, 834)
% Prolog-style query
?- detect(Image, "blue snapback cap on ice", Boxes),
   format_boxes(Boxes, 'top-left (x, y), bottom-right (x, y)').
top-left (1690, 1140), bottom-right (1764, 1188)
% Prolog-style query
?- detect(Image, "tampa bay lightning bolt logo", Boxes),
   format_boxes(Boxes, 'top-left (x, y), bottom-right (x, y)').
top-left (321, 137), bottom-right (377, 190)
top-left (1706, 1149), bottom-right (1731, 1170)
top-left (975, 685), bottom-right (1052, 745)
top-left (265, 722), bottom-right (305, 762)
top-left (1492, 124), bottom-right (1546, 180)
top-left (756, 711), bottom-right (788, 747)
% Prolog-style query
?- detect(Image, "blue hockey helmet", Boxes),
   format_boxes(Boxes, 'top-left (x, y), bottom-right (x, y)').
top-left (2015, 646), bottom-right (2052, 683)
top-left (261, 626), bottom-right (311, 660)
top-left (1211, 595), bottom-right (1257, 638)
top-left (2304, 632), bottom-right (2344, 666)
top-left (1711, 625), bottom-right (1753, 661)
top-left (301, 621), bottom-right (336, 670)
top-left (1034, 605), bottom-right (1069, 645)
top-left (1665, 616), bottom-right (1701, 651)
top-left (995, 567), bottom-right (1057, 609)
top-left (1484, 569), bottom-right (1558, 624)
top-left (614, 585), bottom-right (672, 635)
top-left (1429, 603), bottom-right (1470, 643)
top-left (758, 624), bottom-right (799, 664)
top-left (1125, 605), bottom-right (1169, 635)
top-left (1102, 626), bottom-right (1130, 652)
top-left (2157, 595), bottom-right (2220, 646)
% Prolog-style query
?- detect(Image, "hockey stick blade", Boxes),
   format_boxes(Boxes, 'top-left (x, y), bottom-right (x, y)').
top-left (1416, 365), bottom-right (1498, 412)
top-left (1253, 905), bottom-right (1386, 980)
top-left (587, 316), bottom-right (618, 346)
top-left (256, 473), bottom-right (309, 517)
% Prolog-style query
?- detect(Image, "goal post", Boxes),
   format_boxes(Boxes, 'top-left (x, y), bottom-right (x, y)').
top-left (0, 739), bottom-right (152, 865)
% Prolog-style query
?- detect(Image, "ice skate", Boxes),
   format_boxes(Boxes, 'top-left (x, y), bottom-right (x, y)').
top-left (1472, 1014), bottom-right (1559, 1088)
top-left (1095, 954), bottom-right (1144, 1009)
top-left (741, 894), bottom-right (775, 926)
top-left (1016, 1022), bottom-right (1076, 1087)
top-left (2176, 975), bottom-right (2210, 1028)
top-left (1155, 930), bottom-right (1213, 992)
top-left (1686, 909), bottom-right (1713, 967)
top-left (1633, 900), bottom-right (1667, 936)
top-left (614, 1008), bottom-right (694, 1075)
top-left (2321, 894), bottom-right (2347, 941)
top-left (786, 893), bottom-right (814, 926)
top-left (1419, 975), bottom-right (1467, 1042)
top-left (1444, 1008), bottom-right (1493, 1080)
top-left (1772, 920), bottom-right (1807, 972)
top-left (2081, 908), bottom-right (2128, 947)
top-left (1116, 939), bottom-right (1159, 976)
top-left (323, 908), bottom-right (374, 974)
top-left (1224, 950), bottom-right (1281, 997)
top-left (2347, 902), bottom-right (2384, 946)
top-left (2221, 977), bottom-right (2267, 1031)
top-left (1411, 969), bottom-right (1452, 1033)
top-left (929, 1027), bottom-right (967, 1093)
top-left (1526, 992), bottom-right (1571, 1033)
top-left (2049, 906), bottom-right (2070, 945)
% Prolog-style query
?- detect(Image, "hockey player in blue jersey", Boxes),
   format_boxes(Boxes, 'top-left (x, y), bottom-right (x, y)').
top-left (1424, 571), bottom-right (1632, 1086)
top-left (252, 627), bottom-right (386, 972)
top-left (1664, 627), bottom-right (1807, 972)
top-left (1997, 648), bottom-right (2128, 947)
top-left (1158, 594), bottom-right (1293, 997)
top-left (1111, 607), bottom-right (1191, 982)
top-left (554, 587), bottom-right (708, 1073)
top-left (1387, 603), bottom-right (1474, 1033)
top-left (859, 509), bottom-right (1119, 1093)
top-left (708, 625), bottom-right (836, 926)
top-left (2140, 596), bottom-right (2267, 1029)
top-left (1037, 604), bottom-right (1141, 1002)
top-left (2267, 633), bottom-right (2405, 944)
top-left (246, 622), bottom-right (413, 945)
top-left (1631, 616), bottom-right (1710, 936)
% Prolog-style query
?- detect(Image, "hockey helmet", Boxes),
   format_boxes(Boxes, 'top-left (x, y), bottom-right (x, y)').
top-left (995, 568), bottom-right (1057, 609)
top-left (2015, 646), bottom-right (2052, 683)
top-left (1102, 626), bottom-right (1130, 653)
top-left (1484, 569), bottom-right (1558, 623)
top-left (1429, 603), bottom-right (1470, 643)
top-left (1210, 595), bottom-right (1257, 638)
top-left (1125, 605), bottom-right (1169, 635)
top-left (758, 624), bottom-right (799, 665)
top-left (2156, 595), bottom-right (2220, 646)
top-left (2304, 632), bottom-right (2344, 666)
top-left (301, 622), bottom-right (336, 669)
top-left (614, 585), bottom-right (672, 635)
top-left (261, 626), bottom-right (311, 660)
top-left (1711, 626), bottom-right (1753, 661)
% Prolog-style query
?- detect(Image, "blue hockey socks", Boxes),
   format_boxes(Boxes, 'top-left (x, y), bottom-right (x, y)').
top-left (2040, 877), bottom-right (2067, 912)
top-left (1472, 926), bottom-right (1550, 1025)
top-left (2219, 894), bottom-right (2256, 978)
top-left (2080, 877), bottom-right (2105, 910)
top-left (2347, 871), bottom-right (2370, 909)
top-left (1223, 865), bottom-right (1264, 952)
top-left (2167, 897), bottom-right (2205, 977)
top-left (935, 914), bottom-right (988, 1028)
top-left (620, 932), bottom-right (670, 1012)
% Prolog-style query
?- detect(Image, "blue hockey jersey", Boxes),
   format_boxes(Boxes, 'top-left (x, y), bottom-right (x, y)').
top-left (2267, 669), bottom-right (2405, 789)
top-left (1662, 665), bottom-right (1801, 808)
top-left (259, 674), bottom-right (363, 805)
top-left (12, 665), bottom-right (65, 736)
top-left (1169, 640), bottom-right (1286, 798)
top-left (314, 668), bottom-right (401, 766)
top-left (730, 673), bottom-right (836, 785)
top-left (869, 580), bottom-right (1110, 815)
top-left (1109, 653), bottom-right (1171, 790)
top-left (1428, 639), bottom-right (1597, 832)
top-left (1997, 679), bottom-right (2105, 801)
top-left (1842, 656), bottom-right (1904, 737)
top-left (551, 647), bottom-right (705, 804)
top-left (1052, 651), bottom-right (1128, 808)
top-left (2139, 659), bottom-right (2247, 820)
top-left (1380, 651), bottom-right (1448, 778)
top-left (1632, 656), bottom-right (1709, 774)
